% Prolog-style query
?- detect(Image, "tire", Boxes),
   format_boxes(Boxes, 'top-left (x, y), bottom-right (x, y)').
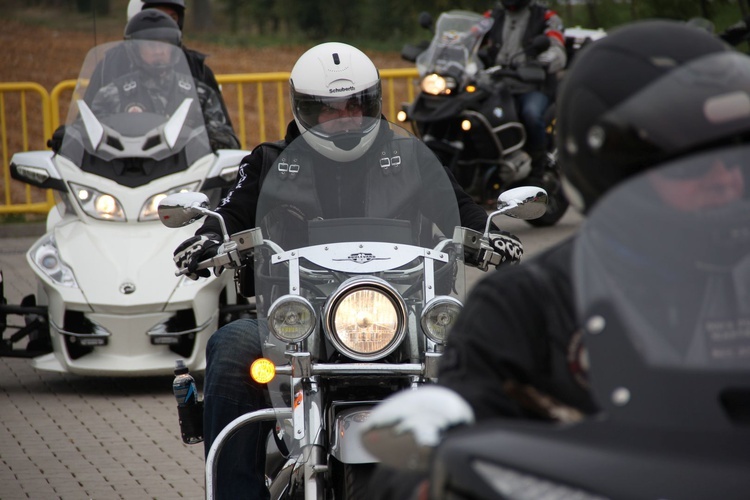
top-left (331, 458), bottom-right (375, 500)
top-left (526, 111), bottom-right (570, 227)
top-left (525, 151), bottom-right (569, 227)
top-left (526, 183), bottom-right (569, 227)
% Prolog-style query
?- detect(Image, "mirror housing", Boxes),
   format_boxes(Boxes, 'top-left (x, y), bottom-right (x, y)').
top-left (361, 386), bottom-right (474, 472)
top-left (496, 186), bottom-right (548, 220)
top-left (418, 11), bottom-right (433, 31)
top-left (158, 191), bottom-right (210, 228)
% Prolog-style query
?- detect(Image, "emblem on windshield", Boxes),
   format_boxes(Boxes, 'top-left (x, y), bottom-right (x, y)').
top-left (333, 253), bottom-right (390, 264)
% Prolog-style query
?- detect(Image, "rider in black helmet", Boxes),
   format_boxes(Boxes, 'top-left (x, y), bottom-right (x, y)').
top-left (481, 0), bottom-right (567, 183)
top-left (369, 18), bottom-right (736, 499)
top-left (89, 10), bottom-right (239, 150)
top-left (138, 0), bottom-right (234, 129)
top-left (141, 0), bottom-right (186, 29)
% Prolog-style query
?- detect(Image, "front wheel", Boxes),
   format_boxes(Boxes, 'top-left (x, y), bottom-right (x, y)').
top-left (526, 154), bottom-right (569, 227)
top-left (331, 458), bottom-right (375, 500)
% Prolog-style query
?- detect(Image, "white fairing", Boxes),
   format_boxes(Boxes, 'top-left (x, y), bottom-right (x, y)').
top-left (9, 41), bottom-right (250, 376)
top-left (24, 153), bottom-right (242, 376)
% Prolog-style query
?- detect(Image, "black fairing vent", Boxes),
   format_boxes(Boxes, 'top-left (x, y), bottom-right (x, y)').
top-left (63, 310), bottom-right (95, 360)
top-left (166, 309), bottom-right (198, 358)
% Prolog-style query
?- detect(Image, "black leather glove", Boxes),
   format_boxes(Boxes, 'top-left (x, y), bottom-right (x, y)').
top-left (173, 233), bottom-right (221, 280)
top-left (489, 230), bottom-right (524, 266)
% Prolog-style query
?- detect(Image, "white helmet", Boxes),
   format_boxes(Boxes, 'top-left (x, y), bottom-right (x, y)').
top-left (127, 0), bottom-right (145, 20)
top-left (290, 42), bottom-right (382, 162)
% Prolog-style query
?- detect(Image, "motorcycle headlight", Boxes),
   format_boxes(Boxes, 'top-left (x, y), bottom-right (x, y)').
top-left (421, 74), bottom-right (457, 96)
top-left (139, 182), bottom-right (200, 221)
top-left (30, 236), bottom-right (78, 288)
top-left (323, 277), bottom-right (407, 361)
top-left (268, 295), bottom-right (316, 343)
top-left (420, 296), bottom-right (463, 344)
top-left (70, 182), bottom-right (126, 222)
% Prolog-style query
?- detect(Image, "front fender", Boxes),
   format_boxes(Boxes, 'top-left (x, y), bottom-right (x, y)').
top-left (330, 406), bottom-right (379, 464)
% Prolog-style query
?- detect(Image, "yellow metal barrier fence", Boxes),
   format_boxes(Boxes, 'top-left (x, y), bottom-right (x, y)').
top-left (0, 68), bottom-right (419, 215)
top-left (0, 83), bottom-right (55, 214)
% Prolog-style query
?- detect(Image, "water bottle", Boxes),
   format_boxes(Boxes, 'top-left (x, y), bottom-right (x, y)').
top-left (172, 359), bottom-right (204, 444)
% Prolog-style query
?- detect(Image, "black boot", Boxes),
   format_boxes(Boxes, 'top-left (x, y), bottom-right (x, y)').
top-left (527, 151), bottom-right (547, 186)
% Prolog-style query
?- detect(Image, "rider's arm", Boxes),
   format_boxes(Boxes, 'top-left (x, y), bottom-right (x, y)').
top-left (537, 9), bottom-right (567, 73)
top-left (195, 147), bottom-right (265, 237)
top-left (438, 241), bottom-right (597, 421)
top-left (416, 142), bottom-right (489, 233)
top-left (196, 81), bottom-right (241, 150)
top-left (184, 47), bottom-right (235, 129)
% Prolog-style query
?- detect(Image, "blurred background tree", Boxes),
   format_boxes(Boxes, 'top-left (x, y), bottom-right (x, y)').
top-left (8, 0), bottom-right (750, 50)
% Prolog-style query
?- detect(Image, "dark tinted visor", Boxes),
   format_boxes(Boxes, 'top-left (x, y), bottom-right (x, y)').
top-left (597, 52), bottom-right (750, 158)
top-left (126, 27), bottom-right (181, 47)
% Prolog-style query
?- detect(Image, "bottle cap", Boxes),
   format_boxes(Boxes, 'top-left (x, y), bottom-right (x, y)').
top-left (174, 359), bottom-right (189, 375)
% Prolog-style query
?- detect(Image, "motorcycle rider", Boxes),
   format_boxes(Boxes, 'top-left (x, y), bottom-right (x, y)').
top-left (481, 0), bottom-right (567, 183)
top-left (369, 18), bottom-right (742, 498)
top-left (171, 41), bottom-right (524, 499)
top-left (87, 9), bottom-right (239, 151)
top-left (130, 0), bottom-right (233, 127)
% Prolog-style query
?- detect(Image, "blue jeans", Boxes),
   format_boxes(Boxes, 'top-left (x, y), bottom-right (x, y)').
top-left (514, 91), bottom-right (549, 159)
top-left (204, 318), bottom-right (270, 500)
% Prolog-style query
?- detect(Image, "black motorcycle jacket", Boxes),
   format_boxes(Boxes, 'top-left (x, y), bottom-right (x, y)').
top-left (438, 236), bottom-right (598, 421)
top-left (84, 43), bottom-right (233, 127)
top-left (196, 120), bottom-right (490, 240)
top-left (89, 70), bottom-right (240, 151)
top-left (367, 238), bottom-right (598, 500)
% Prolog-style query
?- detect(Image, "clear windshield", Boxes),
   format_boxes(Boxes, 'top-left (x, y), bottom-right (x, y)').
top-left (254, 118), bottom-right (466, 426)
top-left (59, 40), bottom-right (211, 177)
top-left (416, 10), bottom-right (493, 83)
top-left (575, 145), bottom-right (750, 374)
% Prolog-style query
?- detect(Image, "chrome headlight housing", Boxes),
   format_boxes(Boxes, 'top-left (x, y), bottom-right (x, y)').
top-left (139, 182), bottom-right (200, 221)
top-left (421, 74), bottom-right (457, 96)
top-left (70, 182), bottom-right (126, 222)
top-left (420, 296), bottom-right (463, 344)
top-left (323, 277), bottom-right (407, 361)
top-left (268, 295), bottom-right (317, 343)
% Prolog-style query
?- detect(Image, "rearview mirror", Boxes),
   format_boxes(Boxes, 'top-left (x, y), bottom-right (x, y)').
top-left (497, 186), bottom-right (548, 220)
top-left (418, 11), bottom-right (433, 31)
top-left (158, 191), bottom-right (210, 228)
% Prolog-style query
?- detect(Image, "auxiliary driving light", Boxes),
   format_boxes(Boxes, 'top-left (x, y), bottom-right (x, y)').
top-left (421, 296), bottom-right (463, 344)
top-left (461, 119), bottom-right (472, 131)
top-left (268, 295), bottom-right (316, 343)
top-left (323, 277), bottom-right (407, 361)
top-left (251, 358), bottom-right (276, 384)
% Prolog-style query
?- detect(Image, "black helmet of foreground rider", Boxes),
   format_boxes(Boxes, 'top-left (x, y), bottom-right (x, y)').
top-left (481, 0), bottom-right (567, 182)
top-left (368, 18), bottom-right (739, 499)
top-left (89, 9), bottom-right (239, 150)
top-left (170, 41), bottom-right (523, 500)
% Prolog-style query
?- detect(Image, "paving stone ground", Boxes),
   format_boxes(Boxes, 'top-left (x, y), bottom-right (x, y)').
top-left (1, 234), bottom-right (206, 500)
